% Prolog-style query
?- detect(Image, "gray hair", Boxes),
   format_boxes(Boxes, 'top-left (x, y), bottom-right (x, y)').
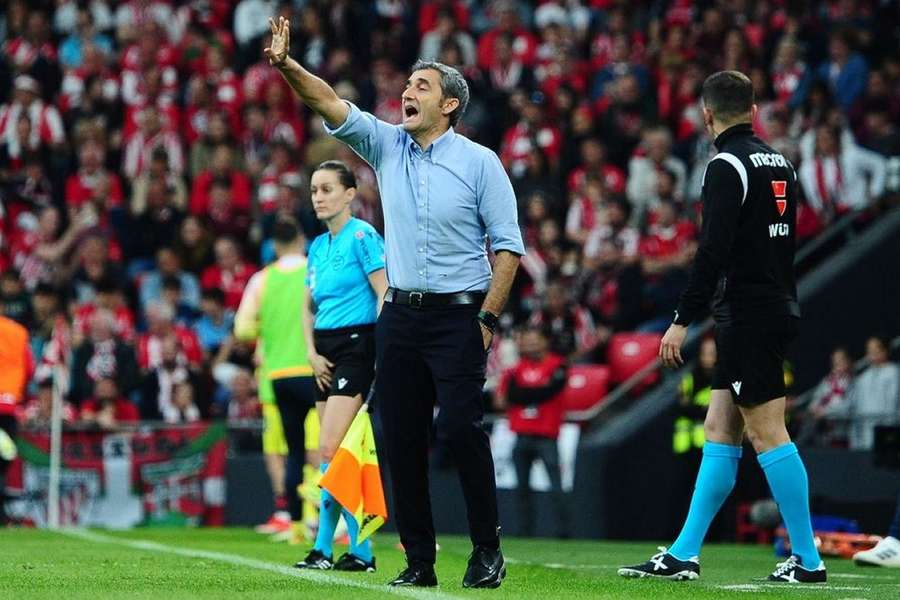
top-left (410, 60), bottom-right (469, 127)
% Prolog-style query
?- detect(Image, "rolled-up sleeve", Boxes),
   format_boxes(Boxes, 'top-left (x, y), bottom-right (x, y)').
top-left (322, 101), bottom-right (398, 170)
top-left (477, 149), bottom-right (526, 256)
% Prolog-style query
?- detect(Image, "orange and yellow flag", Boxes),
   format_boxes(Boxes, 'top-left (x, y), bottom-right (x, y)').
top-left (319, 407), bottom-right (387, 542)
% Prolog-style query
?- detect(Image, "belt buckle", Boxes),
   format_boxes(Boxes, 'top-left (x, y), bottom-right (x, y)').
top-left (408, 291), bottom-right (424, 309)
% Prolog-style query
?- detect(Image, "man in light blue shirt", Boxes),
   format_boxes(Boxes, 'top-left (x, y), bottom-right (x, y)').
top-left (266, 16), bottom-right (523, 589)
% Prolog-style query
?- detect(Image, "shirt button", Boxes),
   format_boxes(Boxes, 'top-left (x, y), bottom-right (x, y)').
top-left (420, 180), bottom-right (425, 184)
top-left (419, 248), bottom-right (424, 252)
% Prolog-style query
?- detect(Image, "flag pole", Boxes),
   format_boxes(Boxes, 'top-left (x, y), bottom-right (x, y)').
top-left (47, 363), bottom-right (63, 529)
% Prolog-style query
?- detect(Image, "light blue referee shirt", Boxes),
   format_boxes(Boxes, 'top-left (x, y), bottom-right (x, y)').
top-left (324, 102), bottom-right (525, 293)
top-left (307, 217), bottom-right (385, 330)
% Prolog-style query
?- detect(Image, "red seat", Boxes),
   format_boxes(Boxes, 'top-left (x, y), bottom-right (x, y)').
top-left (606, 332), bottom-right (663, 392)
top-left (561, 364), bottom-right (610, 417)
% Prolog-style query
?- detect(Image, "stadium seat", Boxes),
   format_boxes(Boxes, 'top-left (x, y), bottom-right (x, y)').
top-left (561, 364), bottom-right (610, 418)
top-left (606, 332), bottom-right (663, 393)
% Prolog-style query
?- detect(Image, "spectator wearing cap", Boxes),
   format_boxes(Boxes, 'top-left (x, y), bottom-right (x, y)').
top-left (500, 90), bottom-right (561, 179)
top-left (137, 301), bottom-right (203, 373)
top-left (122, 105), bottom-right (184, 180)
top-left (201, 238), bottom-right (255, 312)
top-left (626, 126), bottom-right (687, 226)
top-left (190, 145), bottom-right (252, 214)
top-left (80, 377), bottom-right (139, 429)
top-left (139, 247), bottom-right (201, 312)
top-left (0, 76), bottom-right (65, 151)
top-left (69, 308), bottom-right (139, 407)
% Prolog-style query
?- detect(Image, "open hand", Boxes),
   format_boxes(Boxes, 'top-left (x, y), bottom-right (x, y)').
top-left (659, 324), bottom-right (687, 368)
top-left (264, 16), bottom-right (290, 66)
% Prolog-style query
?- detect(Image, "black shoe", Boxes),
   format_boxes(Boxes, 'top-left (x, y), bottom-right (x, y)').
top-left (766, 555), bottom-right (827, 583)
top-left (462, 546), bottom-right (506, 589)
top-left (618, 547), bottom-right (700, 580)
top-left (334, 552), bottom-right (376, 572)
top-left (294, 549), bottom-right (333, 570)
top-left (388, 563), bottom-right (437, 587)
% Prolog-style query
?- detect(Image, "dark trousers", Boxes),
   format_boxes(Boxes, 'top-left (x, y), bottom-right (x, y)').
top-left (272, 376), bottom-right (314, 522)
top-left (376, 302), bottom-right (499, 565)
top-left (512, 434), bottom-right (569, 538)
top-left (0, 415), bottom-right (16, 525)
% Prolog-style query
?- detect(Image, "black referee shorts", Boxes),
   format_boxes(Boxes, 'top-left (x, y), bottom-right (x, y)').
top-left (712, 316), bottom-right (798, 407)
top-left (312, 324), bottom-right (376, 403)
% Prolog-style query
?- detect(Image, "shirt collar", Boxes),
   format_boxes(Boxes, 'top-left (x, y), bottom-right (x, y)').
top-left (713, 122), bottom-right (754, 150)
top-left (408, 126), bottom-right (456, 160)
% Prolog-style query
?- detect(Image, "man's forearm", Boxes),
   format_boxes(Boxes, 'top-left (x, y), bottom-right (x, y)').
top-left (482, 251), bottom-right (520, 315)
top-left (274, 57), bottom-right (348, 126)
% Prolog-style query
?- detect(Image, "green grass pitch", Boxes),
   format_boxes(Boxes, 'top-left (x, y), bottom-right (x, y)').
top-left (2, 528), bottom-right (899, 599)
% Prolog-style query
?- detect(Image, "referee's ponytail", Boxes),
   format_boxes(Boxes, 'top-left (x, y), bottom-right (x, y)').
top-left (313, 160), bottom-right (357, 190)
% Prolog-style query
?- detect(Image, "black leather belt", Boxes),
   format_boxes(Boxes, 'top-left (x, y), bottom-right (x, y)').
top-left (385, 287), bottom-right (485, 309)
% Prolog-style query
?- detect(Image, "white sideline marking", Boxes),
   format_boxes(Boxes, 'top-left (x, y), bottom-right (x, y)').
top-left (505, 556), bottom-right (617, 570)
top-left (60, 529), bottom-right (461, 600)
top-left (717, 583), bottom-right (870, 592)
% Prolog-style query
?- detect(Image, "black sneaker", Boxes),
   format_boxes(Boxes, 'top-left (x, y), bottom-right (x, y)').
top-left (334, 552), bottom-right (376, 572)
top-left (766, 555), bottom-right (827, 583)
top-left (618, 547), bottom-right (700, 580)
top-left (294, 549), bottom-right (333, 570)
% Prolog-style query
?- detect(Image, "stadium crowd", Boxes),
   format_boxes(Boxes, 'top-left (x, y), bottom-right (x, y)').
top-left (0, 0), bottom-right (898, 428)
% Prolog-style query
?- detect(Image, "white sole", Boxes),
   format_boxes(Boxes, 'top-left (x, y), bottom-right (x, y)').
top-left (617, 567), bottom-right (699, 580)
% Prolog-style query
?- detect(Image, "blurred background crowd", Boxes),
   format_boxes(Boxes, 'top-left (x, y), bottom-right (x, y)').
top-left (0, 0), bottom-right (897, 431)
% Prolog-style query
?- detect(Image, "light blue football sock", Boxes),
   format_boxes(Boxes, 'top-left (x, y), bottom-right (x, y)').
top-left (758, 443), bottom-right (821, 567)
top-left (343, 506), bottom-right (373, 562)
top-left (313, 463), bottom-right (340, 556)
top-left (669, 441), bottom-right (742, 560)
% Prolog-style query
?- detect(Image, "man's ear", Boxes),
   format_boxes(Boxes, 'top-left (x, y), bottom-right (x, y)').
top-left (750, 103), bottom-right (759, 122)
top-left (441, 97), bottom-right (460, 117)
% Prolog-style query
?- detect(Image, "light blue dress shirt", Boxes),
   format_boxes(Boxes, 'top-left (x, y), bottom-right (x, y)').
top-left (324, 102), bottom-right (525, 293)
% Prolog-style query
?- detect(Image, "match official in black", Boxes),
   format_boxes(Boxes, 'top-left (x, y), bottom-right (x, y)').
top-left (620, 71), bottom-right (826, 584)
top-left (265, 17), bottom-right (524, 589)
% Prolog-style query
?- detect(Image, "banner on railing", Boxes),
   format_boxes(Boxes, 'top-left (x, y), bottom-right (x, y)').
top-left (6, 423), bottom-right (227, 528)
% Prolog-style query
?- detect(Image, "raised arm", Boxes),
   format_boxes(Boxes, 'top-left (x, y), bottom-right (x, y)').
top-left (264, 16), bottom-right (348, 127)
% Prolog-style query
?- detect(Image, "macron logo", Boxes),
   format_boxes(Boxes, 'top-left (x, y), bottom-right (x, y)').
top-left (732, 381), bottom-right (742, 395)
top-left (337, 378), bottom-right (348, 390)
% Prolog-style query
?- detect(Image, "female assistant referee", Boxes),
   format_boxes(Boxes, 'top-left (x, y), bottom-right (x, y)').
top-left (295, 160), bottom-right (388, 572)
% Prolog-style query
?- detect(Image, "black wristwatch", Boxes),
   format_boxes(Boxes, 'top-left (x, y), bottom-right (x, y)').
top-left (477, 310), bottom-right (499, 334)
